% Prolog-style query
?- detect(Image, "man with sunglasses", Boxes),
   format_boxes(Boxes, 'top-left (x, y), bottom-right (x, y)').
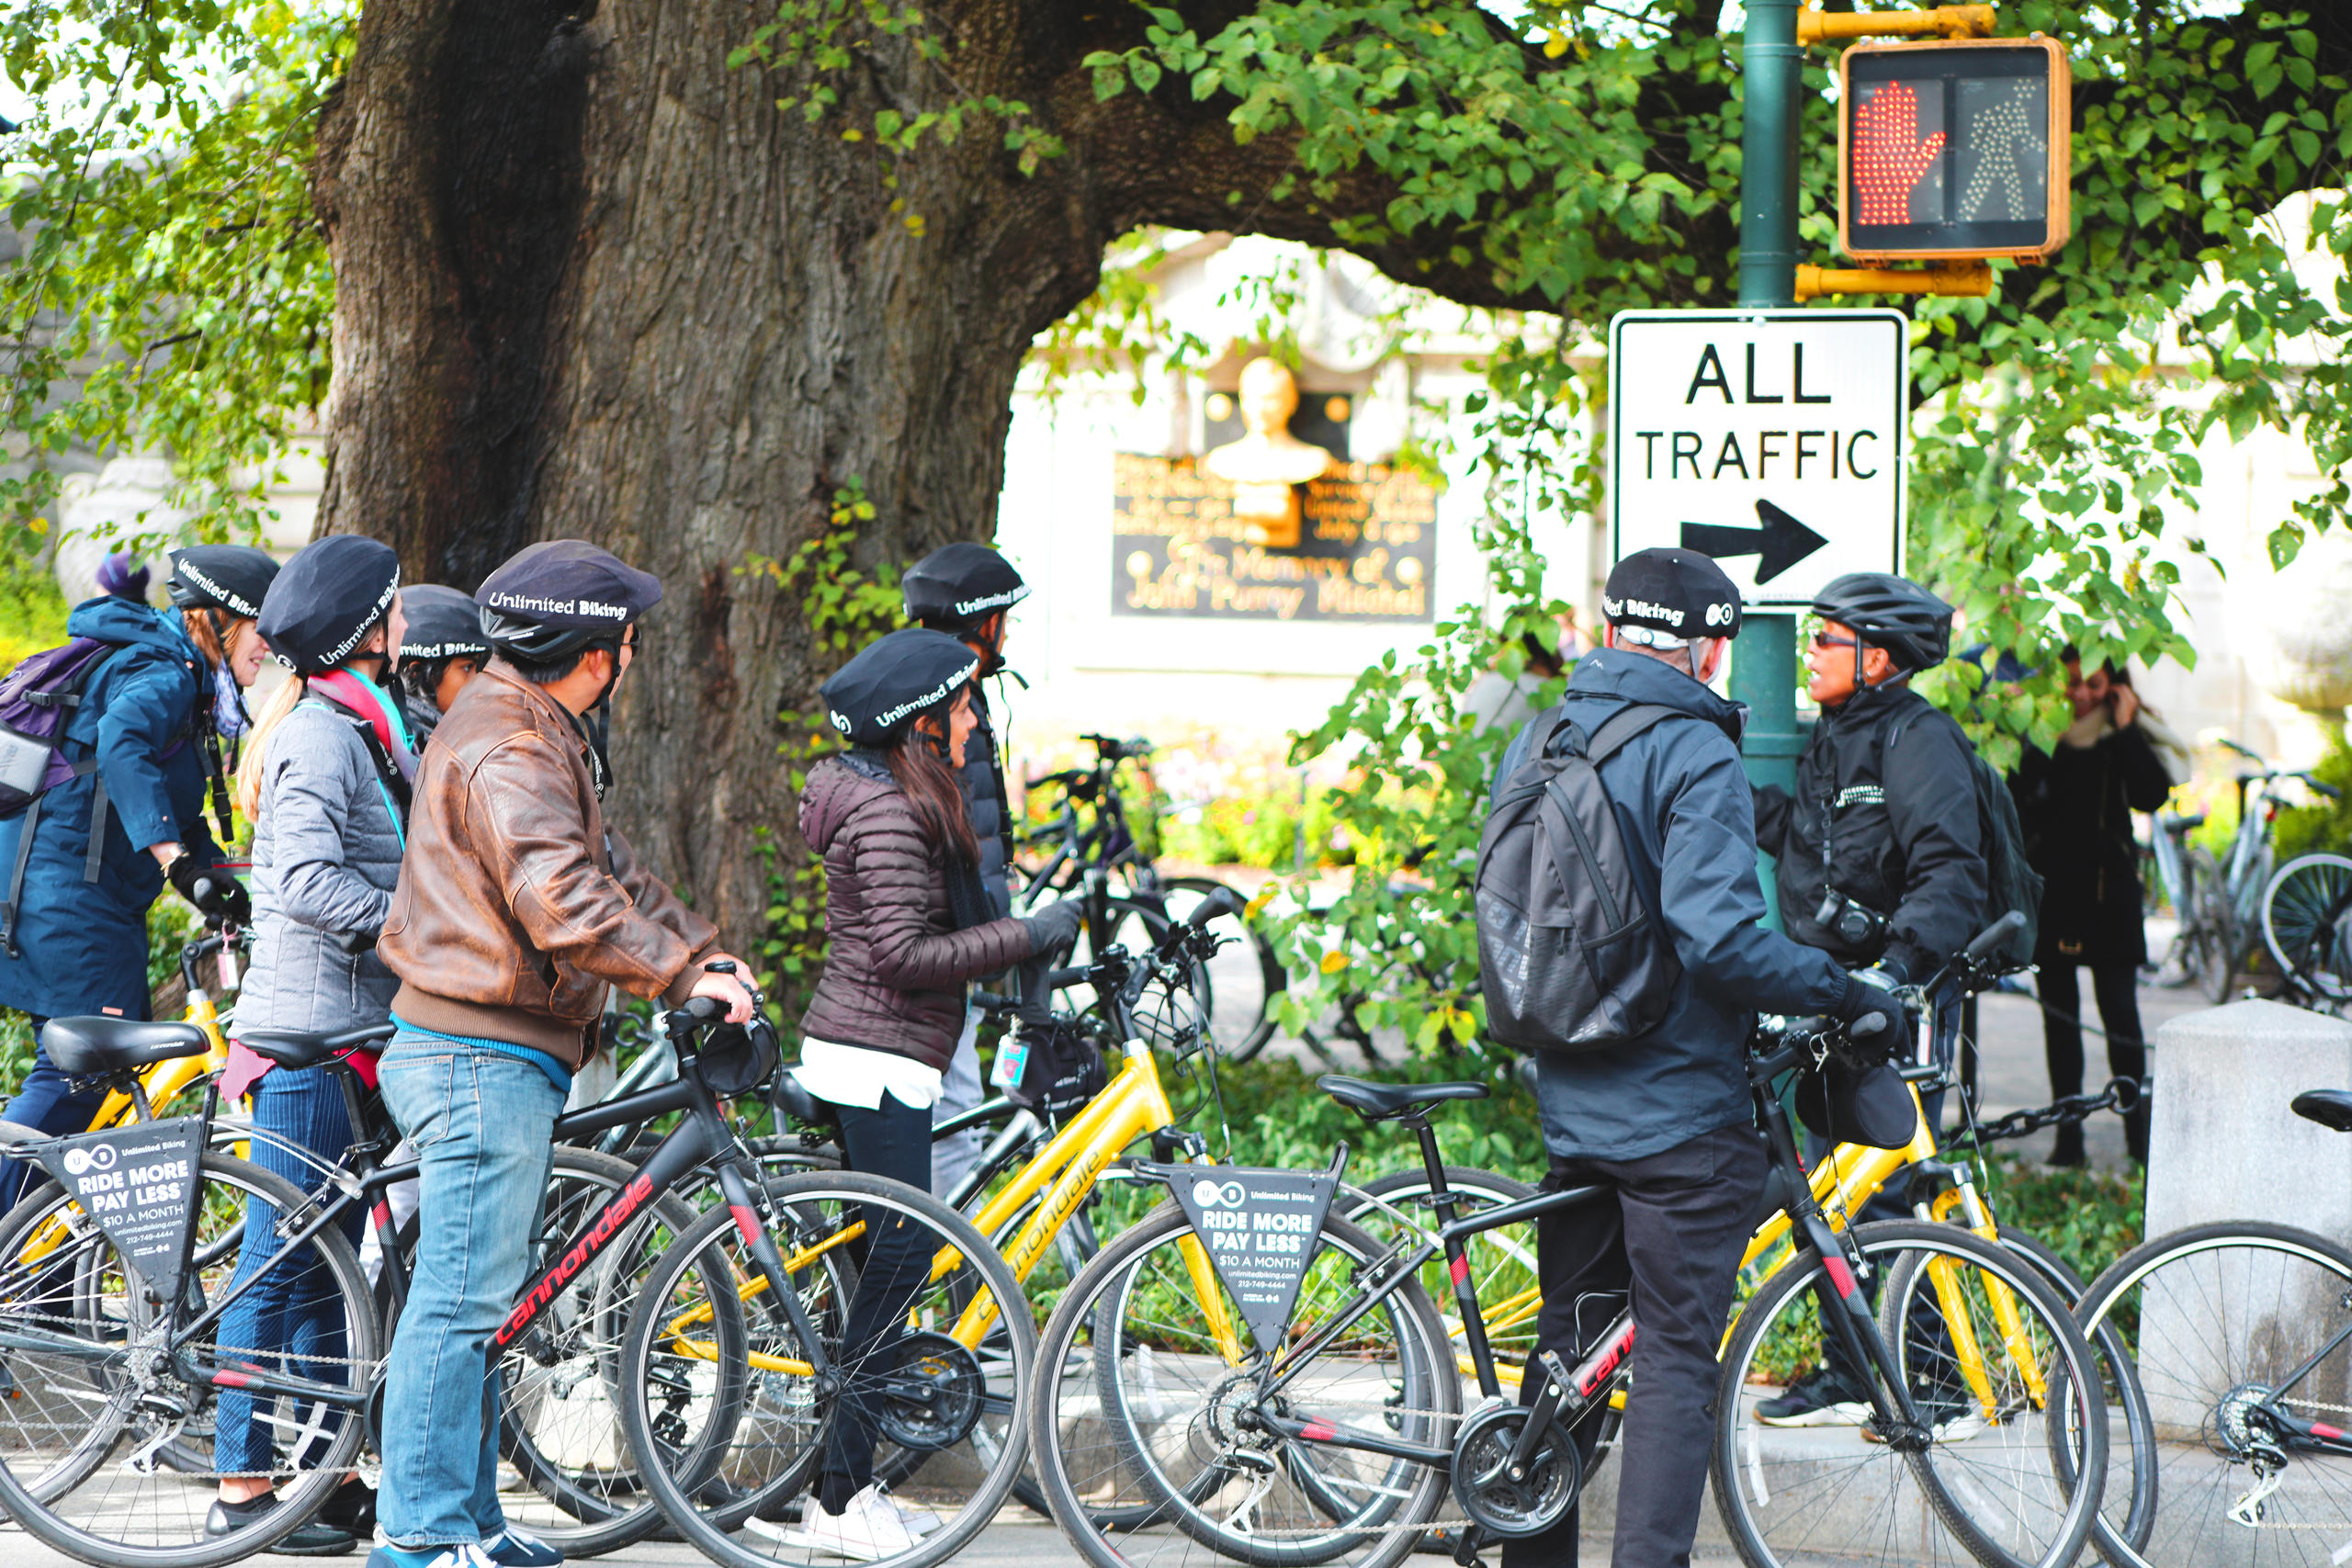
top-left (1748, 570), bottom-right (1986, 1428)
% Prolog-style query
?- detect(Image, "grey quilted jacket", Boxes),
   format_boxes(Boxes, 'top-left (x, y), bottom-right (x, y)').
top-left (797, 753), bottom-right (1036, 1071)
top-left (234, 697), bottom-right (407, 1035)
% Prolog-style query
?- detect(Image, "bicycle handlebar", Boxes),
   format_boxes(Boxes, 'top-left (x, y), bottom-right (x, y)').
top-left (1963, 909), bottom-right (2026, 966)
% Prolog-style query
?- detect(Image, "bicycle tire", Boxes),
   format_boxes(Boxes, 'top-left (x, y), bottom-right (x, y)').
top-left (1029, 1201), bottom-right (1455, 1568)
top-left (1712, 1219), bottom-right (2108, 1568)
top-left (2069, 1220), bottom-right (2352, 1568)
top-left (1160, 874), bottom-right (1286, 1060)
top-left (616, 1169), bottom-right (1035, 1568)
top-left (2187, 847), bottom-right (2241, 1002)
top-left (2264, 853), bottom-right (2352, 1004)
top-left (492, 1147), bottom-right (710, 1557)
top-left (0, 1150), bottom-right (378, 1568)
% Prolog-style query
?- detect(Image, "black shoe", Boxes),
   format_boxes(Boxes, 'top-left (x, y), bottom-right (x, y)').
top-left (1753, 1365), bottom-right (1871, 1427)
top-left (318, 1479), bottom-right (378, 1537)
top-left (205, 1496), bottom-right (357, 1557)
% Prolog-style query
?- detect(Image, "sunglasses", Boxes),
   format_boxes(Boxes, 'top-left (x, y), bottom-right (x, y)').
top-left (1809, 632), bottom-right (1860, 651)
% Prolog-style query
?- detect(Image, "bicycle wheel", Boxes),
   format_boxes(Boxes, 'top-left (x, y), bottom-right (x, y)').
top-left (1341, 1168), bottom-right (1542, 1386)
top-left (616, 1169), bottom-right (1034, 1568)
top-left (492, 1147), bottom-right (712, 1556)
top-left (1160, 875), bottom-right (1285, 1060)
top-left (0, 1150), bottom-right (378, 1568)
top-left (2265, 854), bottom-right (2352, 1005)
top-left (2071, 1221), bottom-right (2352, 1568)
top-left (1028, 1201), bottom-right (1455, 1568)
top-left (1713, 1219), bottom-right (2107, 1568)
top-left (2188, 848), bottom-right (2243, 1002)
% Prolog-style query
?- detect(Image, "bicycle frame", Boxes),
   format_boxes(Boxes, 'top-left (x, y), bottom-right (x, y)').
top-left (0, 1030), bottom-right (836, 1422)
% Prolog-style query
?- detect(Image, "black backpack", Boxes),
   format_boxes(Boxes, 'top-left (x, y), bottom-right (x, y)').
top-left (1475, 704), bottom-right (1687, 1054)
top-left (1888, 711), bottom-right (2041, 973)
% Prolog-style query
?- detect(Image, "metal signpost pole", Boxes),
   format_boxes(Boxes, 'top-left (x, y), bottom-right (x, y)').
top-left (1736, 0), bottom-right (1804, 924)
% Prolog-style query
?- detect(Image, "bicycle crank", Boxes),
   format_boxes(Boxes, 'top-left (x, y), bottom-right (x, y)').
top-left (875, 1330), bottom-right (985, 1451)
top-left (1450, 1402), bottom-right (1578, 1539)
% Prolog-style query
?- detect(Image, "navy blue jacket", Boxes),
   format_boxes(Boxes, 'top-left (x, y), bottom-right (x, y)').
top-left (0, 599), bottom-right (224, 1019)
top-left (1494, 648), bottom-right (1851, 1162)
top-left (958, 682), bottom-right (1012, 920)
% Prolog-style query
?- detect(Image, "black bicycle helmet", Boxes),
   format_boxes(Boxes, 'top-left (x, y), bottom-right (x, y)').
top-left (820, 628), bottom-right (979, 747)
top-left (902, 543), bottom-right (1029, 633)
top-left (475, 539), bottom-right (662, 662)
top-left (399, 584), bottom-right (493, 664)
top-left (256, 535), bottom-right (401, 676)
top-left (167, 545), bottom-right (279, 621)
top-left (1810, 572), bottom-right (1954, 673)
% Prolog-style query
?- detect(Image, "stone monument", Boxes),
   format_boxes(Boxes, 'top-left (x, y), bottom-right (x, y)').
top-left (1203, 357), bottom-right (1338, 549)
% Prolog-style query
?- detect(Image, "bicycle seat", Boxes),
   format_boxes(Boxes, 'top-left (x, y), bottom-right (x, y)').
top-left (774, 1068), bottom-right (837, 1127)
top-left (2291, 1089), bottom-right (2352, 1134)
top-left (236, 1022), bottom-right (396, 1070)
top-left (40, 1017), bottom-right (209, 1077)
top-left (1317, 1075), bottom-right (1488, 1122)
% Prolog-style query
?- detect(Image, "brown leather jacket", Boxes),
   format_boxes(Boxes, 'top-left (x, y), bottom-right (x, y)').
top-left (797, 754), bottom-right (1035, 1071)
top-left (379, 660), bottom-right (718, 1066)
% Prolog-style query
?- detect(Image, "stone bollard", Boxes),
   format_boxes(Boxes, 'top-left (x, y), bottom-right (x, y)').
top-left (2145, 998), bottom-right (2352, 1241)
top-left (2142, 999), bottom-right (2352, 1437)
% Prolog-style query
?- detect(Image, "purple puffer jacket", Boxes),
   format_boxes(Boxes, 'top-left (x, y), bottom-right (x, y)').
top-left (797, 753), bottom-right (1036, 1071)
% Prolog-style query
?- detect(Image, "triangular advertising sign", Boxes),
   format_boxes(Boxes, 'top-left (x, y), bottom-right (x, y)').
top-left (1148, 1163), bottom-right (1340, 1356)
top-left (35, 1117), bottom-right (202, 1304)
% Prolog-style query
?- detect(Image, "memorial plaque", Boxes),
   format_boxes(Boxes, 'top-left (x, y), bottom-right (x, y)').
top-left (1112, 454), bottom-right (1438, 623)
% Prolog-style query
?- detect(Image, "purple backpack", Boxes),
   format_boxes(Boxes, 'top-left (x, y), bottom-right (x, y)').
top-left (0, 637), bottom-right (119, 818)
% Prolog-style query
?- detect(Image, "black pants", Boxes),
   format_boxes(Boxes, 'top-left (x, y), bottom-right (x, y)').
top-left (0, 1017), bottom-right (108, 1213)
top-left (820, 1091), bottom-right (934, 1512)
top-left (1500, 1122), bottom-right (1766, 1568)
top-left (2038, 964), bottom-right (2149, 1163)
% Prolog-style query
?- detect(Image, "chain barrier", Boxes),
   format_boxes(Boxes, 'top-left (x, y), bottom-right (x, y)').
top-left (1946, 1075), bottom-right (2148, 1149)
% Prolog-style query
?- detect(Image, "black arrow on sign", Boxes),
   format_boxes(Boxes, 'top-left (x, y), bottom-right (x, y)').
top-left (1679, 500), bottom-right (1829, 584)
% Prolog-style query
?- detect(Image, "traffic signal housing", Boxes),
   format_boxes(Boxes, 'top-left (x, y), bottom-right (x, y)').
top-left (1838, 37), bottom-right (2071, 263)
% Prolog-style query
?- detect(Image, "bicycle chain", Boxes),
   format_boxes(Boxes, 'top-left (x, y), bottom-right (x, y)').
top-left (1949, 1076), bottom-right (2149, 1149)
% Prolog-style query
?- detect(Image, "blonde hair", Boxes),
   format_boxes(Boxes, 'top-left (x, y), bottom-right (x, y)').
top-left (233, 676), bottom-right (304, 823)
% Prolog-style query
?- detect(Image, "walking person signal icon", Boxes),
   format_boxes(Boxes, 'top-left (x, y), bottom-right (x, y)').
top-left (1838, 36), bottom-right (2072, 263)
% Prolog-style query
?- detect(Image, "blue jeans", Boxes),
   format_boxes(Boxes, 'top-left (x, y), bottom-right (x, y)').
top-left (214, 1066), bottom-right (362, 1477)
top-left (377, 1032), bottom-right (564, 1547)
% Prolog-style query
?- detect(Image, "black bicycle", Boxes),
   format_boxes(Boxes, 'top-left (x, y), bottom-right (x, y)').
top-left (1026, 960), bottom-right (2112, 1568)
top-left (0, 984), bottom-right (1031, 1568)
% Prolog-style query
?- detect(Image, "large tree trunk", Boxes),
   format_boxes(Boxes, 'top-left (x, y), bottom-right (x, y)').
top-left (309, 0), bottom-right (1566, 953)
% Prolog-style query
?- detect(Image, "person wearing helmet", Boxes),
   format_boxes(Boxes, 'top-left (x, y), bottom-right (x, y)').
top-left (206, 534), bottom-right (412, 1554)
top-left (393, 584), bottom-right (493, 743)
top-left (789, 626), bottom-right (1081, 1558)
top-left (371, 540), bottom-right (756, 1568)
top-left (0, 543), bottom-right (275, 1208)
top-left (899, 542), bottom-right (1030, 1201)
top-left (1487, 550), bottom-right (1898, 1568)
top-left (1747, 570), bottom-right (1986, 1430)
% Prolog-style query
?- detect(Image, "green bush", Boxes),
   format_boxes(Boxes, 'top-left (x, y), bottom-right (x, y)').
top-left (2276, 723), bottom-right (2352, 862)
top-left (0, 564), bottom-right (67, 672)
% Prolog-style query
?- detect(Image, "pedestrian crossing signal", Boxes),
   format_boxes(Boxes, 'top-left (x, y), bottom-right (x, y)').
top-left (1839, 37), bottom-right (2071, 263)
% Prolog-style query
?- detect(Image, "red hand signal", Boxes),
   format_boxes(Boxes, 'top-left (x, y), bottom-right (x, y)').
top-left (1851, 81), bottom-right (1946, 225)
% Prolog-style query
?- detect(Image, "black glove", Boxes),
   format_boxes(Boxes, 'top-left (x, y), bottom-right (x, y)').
top-left (1834, 969), bottom-right (1904, 1057)
top-left (169, 855), bottom-right (251, 926)
top-left (1023, 898), bottom-right (1085, 958)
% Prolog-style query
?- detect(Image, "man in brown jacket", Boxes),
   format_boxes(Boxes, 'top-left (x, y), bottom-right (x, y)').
top-left (371, 541), bottom-right (753, 1568)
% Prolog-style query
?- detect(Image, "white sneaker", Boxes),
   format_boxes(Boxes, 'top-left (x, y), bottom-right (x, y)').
top-left (774, 1486), bottom-right (917, 1561)
top-left (876, 1490), bottom-right (939, 1540)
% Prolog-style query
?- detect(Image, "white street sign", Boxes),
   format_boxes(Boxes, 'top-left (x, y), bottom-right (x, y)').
top-left (1609, 309), bottom-right (1908, 609)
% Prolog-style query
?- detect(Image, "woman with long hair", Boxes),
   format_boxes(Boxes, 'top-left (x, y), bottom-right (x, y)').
top-left (786, 627), bottom-right (1083, 1560)
top-left (209, 535), bottom-right (413, 1553)
top-left (0, 545), bottom-right (275, 1205)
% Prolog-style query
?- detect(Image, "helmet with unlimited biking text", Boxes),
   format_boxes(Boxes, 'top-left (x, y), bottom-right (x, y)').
top-left (399, 584), bottom-right (493, 664)
top-left (475, 540), bottom-right (662, 663)
top-left (167, 545), bottom-right (279, 621)
top-left (820, 628), bottom-right (979, 747)
top-left (257, 536), bottom-right (401, 676)
top-left (1810, 572), bottom-right (1954, 672)
top-left (1601, 547), bottom-right (1743, 646)
top-left (903, 543), bottom-right (1029, 634)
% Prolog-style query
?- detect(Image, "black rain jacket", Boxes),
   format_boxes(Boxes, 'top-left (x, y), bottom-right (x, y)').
top-left (956, 682), bottom-right (1013, 920)
top-left (1493, 648), bottom-right (1853, 1162)
top-left (1754, 681), bottom-right (1986, 982)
